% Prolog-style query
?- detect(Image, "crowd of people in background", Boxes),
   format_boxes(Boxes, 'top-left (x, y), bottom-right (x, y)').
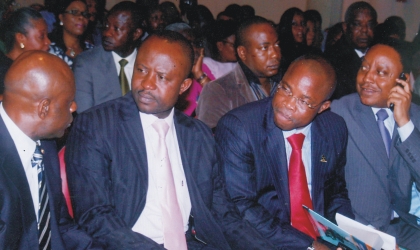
top-left (1, 0), bottom-right (420, 249)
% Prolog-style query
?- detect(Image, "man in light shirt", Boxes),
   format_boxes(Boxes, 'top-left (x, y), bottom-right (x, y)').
top-left (73, 1), bottom-right (144, 113)
top-left (65, 31), bottom-right (275, 250)
top-left (331, 44), bottom-right (420, 249)
top-left (0, 51), bottom-right (98, 249)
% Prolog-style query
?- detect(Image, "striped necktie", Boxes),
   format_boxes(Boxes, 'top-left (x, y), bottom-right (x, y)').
top-left (32, 142), bottom-right (51, 250)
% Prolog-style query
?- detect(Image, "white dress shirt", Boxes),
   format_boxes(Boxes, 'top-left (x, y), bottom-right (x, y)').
top-left (354, 49), bottom-right (366, 58)
top-left (132, 108), bottom-right (191, 244)
top-left (111, 49), bottom-right (137, 88)
top-left (0, 103), bottom-right (39, 220)
top-left (283, 123), bottom-right (313, 196)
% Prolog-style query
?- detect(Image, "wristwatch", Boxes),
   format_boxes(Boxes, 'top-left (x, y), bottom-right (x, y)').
top-left (307, 242), bottom-right (315, 250)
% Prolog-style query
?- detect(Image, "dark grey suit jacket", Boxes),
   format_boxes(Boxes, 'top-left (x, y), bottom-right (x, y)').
top-left (73, 46), bottom-right (124, 113)
top-left (215, 97), bottom-right (354, 249)
top-left (65, 93), bottom-right (275, 250)
top-left (0, 116), bottom-right (99, 250)
top-left (331, 93), bottom-right (420, 233)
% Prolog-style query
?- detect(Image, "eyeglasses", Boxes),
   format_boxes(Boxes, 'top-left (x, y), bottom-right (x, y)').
top-left (222, 40), bottom-right (235, 48)
top-left (276, 83), bottom-right (322, 109)
top-left (64, 9), bottom-right (92, 19)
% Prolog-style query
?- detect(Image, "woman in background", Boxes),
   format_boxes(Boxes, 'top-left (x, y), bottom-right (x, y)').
top-left (48, 0), bottom-right (92, 68)
top-left (0, 7), bottom-right (50, 96)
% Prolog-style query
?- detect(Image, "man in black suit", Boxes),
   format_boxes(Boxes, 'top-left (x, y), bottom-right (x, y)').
top-left (324, 1), bottom-right (377, 100)
top-left (0, 51), bottom-right (98, 249)
top-left (65, 31), bottom-right (274, 250)
top-left (215, 54), bottom-right (354, 249)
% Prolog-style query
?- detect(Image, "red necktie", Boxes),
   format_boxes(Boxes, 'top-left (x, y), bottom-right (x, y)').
top-left (287, 133), bottom-right (318, 239)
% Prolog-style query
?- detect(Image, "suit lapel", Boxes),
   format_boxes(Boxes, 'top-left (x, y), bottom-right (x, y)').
top-left (101, 47), bottom-right (120, 87)
top-left (261, 103), bottom-right (291, 218)
top-left (351, 100), bottom-right (389, 166)
top-left (118, 95), bottom-right (149, 219)
top-left (0, 116), bottom-right (38, 247)
top-left (233, 64), bottom-right (258, 103)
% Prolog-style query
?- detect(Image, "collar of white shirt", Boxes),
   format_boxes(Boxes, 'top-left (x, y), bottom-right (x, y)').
top-left (0, 103), bottom-right (36, 169)
top-left (139, 108), bottom-right (174, 130)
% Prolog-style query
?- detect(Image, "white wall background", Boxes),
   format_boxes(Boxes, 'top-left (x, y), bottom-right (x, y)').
top-left (16, 0), bottom-right (420, 41)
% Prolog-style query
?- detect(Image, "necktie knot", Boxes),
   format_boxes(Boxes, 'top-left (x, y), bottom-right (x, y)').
top-left (152, 119), bottom-right (170, 138)
top-left (376, 109), bottom-right (389, 121)
top-left (119, 59), bottom-right (128, 68)
top-left (287, 133), bottom-right (305, 150)
top-left (32, 142), bottom-right (43, 168)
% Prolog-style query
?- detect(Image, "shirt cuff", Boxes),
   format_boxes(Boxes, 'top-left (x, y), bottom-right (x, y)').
top-left (397, 120), bottom-right (414, 142)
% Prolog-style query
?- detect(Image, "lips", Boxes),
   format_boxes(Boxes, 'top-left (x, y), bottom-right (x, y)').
top-left (137, 91), bottom-right (156, 104)
top-left (102, 39), bottom-right (113, 48)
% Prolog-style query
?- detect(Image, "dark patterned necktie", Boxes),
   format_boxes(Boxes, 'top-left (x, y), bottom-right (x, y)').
top-left (31, 142), bottom-right (51, 250)
top-left (119, 59), bottom-right (130, 95)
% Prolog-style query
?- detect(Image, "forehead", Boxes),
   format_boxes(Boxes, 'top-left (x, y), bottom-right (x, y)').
top-left (352, 9), bottom-right (373, 21)
top-left (137, 37), bottom-right (189, 72)
top-left (244, 23), bottom-right (276, 43)
top-left (364, 46), bottom-right (401, 68)
top-left (29, 18), bottom-right (47, 31)
top-left (108, 11), bottom-right (133, 25)
top-left (66, 1), bottom-right (86, 10)
top-left (284, 62), bottom-right (329, 96)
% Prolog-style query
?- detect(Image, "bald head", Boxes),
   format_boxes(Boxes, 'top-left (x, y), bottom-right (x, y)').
top-left (3, 51), bottom-right (77, 140)
top-left (287, 54), bottom-right (336, 100)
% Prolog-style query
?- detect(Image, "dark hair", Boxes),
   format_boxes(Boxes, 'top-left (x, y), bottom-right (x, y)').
top-left (49, 0), bottom-right (88, 53)
top-left (304, 9), bottom-right (322, 25)
top-left (235, 16), bottom-right (274, 48)
top-left (241, 5), bottom-right (255, 21)
top-left (1, 7), bottom-right (44, 53)
top-left (109, 1), bottom-right (145, 30)
top-left (145, 30), bottom-right (194, 77)
top-left (224, 4), bottom-right (242, 22)
top-left (344, 1), bottom-right (377, 24)
top-left (384, 16), bottom-right (406, 40)
top-left (374, 40), bottom-right (410, 73)
top-left (291, 54), bottom-right (337, 99)
top-left (160, 1), bottom-right (181, 25)
top-left (207, 20), bottom-right (238, 59)
top-left (278, 7), bottom-right (304, 46)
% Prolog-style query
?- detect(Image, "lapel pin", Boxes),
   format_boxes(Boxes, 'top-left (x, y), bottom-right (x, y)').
top-left (320, 155), bottom-right (327, 163)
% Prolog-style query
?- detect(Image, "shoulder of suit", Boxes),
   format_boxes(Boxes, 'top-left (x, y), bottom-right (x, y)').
top-left (76, 45), bottom-right (108, 62)
top-left (224, 97), bottom-right (271, 121)
top-left (330, 93), bottom-right (359, 114)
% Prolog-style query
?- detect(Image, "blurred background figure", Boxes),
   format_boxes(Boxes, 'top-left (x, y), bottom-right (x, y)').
top-left (85, 0), bottom-right (102, 46)
top-left (278, 7), bottom-right (316, 72)
top-left (179, 0), bottom-right (197, 24)
top-left (304, 9), bottom-right (323, 49)
top-left (48, 0), bottom-right (93, 68)
top-left (324, 22), bottom-right (345, 52)
top-left (145, 5), bottom-right (165, 35)
top-left (160, 1), bottom-right (181, 26)
top-left (0, 7), bottom-right (50, 96)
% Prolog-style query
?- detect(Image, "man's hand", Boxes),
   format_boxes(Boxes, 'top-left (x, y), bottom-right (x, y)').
top-left (388, 75), bottom-right (411, 127)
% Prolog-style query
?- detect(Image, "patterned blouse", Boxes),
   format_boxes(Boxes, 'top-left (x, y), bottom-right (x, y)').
top-left (48, 41), bottom-right (94, 69)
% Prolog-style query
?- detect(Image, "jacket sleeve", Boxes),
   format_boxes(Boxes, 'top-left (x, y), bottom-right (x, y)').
top-left (65, 113), bottom-right (164, 250)
top-left (215, 113), bottom-right (314, 249)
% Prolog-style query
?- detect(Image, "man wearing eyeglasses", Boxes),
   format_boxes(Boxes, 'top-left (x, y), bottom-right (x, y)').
top-left (324, 1), bottom-right (377, 100)
top-left (215, 54), bottom-right (354, 249)
top-left (73, 1), bottom-right (143, 113)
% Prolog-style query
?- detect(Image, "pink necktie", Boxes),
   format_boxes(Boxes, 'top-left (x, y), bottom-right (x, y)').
top-left (287, 133), bottom-right (318, 239)
top-left (152, 120), bottom-right (188, 250)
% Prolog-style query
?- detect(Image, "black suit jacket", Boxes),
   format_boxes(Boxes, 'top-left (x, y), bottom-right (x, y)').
top-left (0, 116), bottom-right (98, 250)
top-left (65, 93), bottom-right (275, 250)
top-left (215, 97), bottom-right (354, 249)
top-left (324, 37), bottom-right (362, 100)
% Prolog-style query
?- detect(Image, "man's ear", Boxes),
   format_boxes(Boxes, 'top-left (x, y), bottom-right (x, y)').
top-left (317, 100), bottom-right (331, 114)
top-left (132, 28), bottom-right (143, 42)
top-left (216, 41), bottom-right (224, 52)
top-left (179, 78), bottom-right (193, 95)
top-left (342, 22), bottom-right (348, 33)
top-left (237, 45), bottom-right (246, 61)
top-left (38, 99), bottom-right (51, 119)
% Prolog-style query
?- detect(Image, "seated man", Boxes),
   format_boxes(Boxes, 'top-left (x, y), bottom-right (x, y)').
top-left (215, 54), bottom-right (354, 249)
top-left (196, 16), bottom-right (281, 130)
top-left (65, 31), bottom-right (275, 250)
top-left (0, 51), bottom-right (98, 249)
top-left (331, 44), bottom-right (420, 249)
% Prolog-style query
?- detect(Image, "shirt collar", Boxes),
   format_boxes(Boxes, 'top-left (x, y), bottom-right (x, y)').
top-left (282, 123), bottom-right (312, 140)
top-left (0, 103), bottom-right (37, 170)
top-left (354, 49), bottom-right (366, 58)
top-left (371, 107), bottom-right (394, 122)
top-left (112, 48), bottom-right (137, 64)
top-left (139, 108), bottom-right (175, 130)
